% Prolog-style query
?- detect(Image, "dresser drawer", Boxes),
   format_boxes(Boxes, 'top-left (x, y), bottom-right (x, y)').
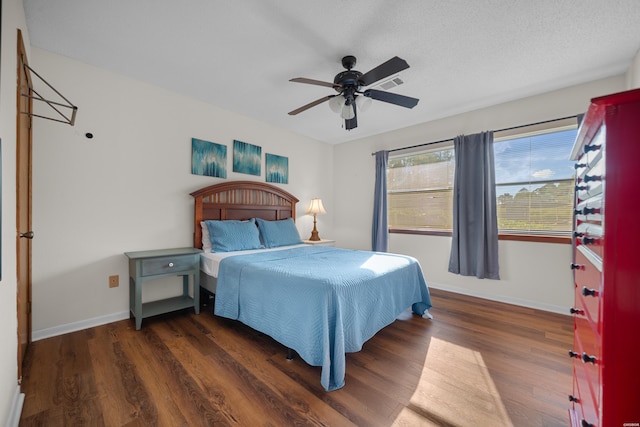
top-left (141, 255), bottom-right (197, 276)
top-left (572, 368), bottom-right (599, 427)
top-left (573, 320), bottom-right (600, 414)
top-left (573, 249), bottom-right (602, 325)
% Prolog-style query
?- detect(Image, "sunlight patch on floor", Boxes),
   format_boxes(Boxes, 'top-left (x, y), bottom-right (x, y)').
top-left (392, 337), bottom-right (513, 427)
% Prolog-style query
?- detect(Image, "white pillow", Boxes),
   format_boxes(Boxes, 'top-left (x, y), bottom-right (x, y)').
top-left (200, 221), bottom-right (212, 252)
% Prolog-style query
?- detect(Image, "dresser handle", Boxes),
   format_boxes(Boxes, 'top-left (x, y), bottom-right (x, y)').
top-left (584, 144), bottom-right (601, 153)
top-left (168, 262), bottom-right (174, 268)
top-left (577, 175), bottom-right (603, 183)
top-left (580, 237), bottom-right (599, 245)
top-left (568, 350), bottom-right (580, 359)
top-left (582, 287), bottom-right (598, 297)
top-left (570, 263), bottom-right (584, 270)
top-left (574, 208), bottom-right (600, 215)
top-left (582, 352), bottom-right (597, 364)
top-left (581, 419), bottom-right (594, 427)
top-left (570, 307), bottom-right (584, 315)
top-left (568, 394), bottom-right (580, 403)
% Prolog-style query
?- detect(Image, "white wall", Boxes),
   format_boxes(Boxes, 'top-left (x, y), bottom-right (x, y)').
top-left (625, 48), bottom-right (640, 89)
top-left (29, 48), bottom-right (334, 336)
top-left (333, 76), bottom-right (625, 313)
top-left (0, 0), bottom-right (29, 423)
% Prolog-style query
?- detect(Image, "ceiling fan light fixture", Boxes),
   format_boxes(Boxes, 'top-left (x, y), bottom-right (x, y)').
top-left (341, 102), bottom-right (355, 120)
top-left (288, 55), bottom-right (417, 130)
top-left (328, 95), bottom-right (343, 113)
top-left (355, 95), bottom-right (372, 112)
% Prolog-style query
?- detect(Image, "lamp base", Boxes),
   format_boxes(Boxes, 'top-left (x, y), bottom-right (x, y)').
top-left (309, 214), bottom-right (321, 241)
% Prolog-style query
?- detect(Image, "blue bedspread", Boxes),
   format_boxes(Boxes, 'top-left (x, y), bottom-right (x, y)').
top-left (214, 246), bottom-right (432, 391)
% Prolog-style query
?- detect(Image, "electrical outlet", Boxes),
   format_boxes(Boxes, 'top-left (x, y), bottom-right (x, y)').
top-left (109, 275), bottom-right (119, 288)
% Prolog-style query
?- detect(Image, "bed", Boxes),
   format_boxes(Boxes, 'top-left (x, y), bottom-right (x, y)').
top-left (191, 181), bottom-right (432, 391)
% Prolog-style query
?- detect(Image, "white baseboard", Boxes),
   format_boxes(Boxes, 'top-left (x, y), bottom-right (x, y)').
top-left (6, 386), bottom-right (24, 427)
top-left (32, 311), bottom-right (130, 341)
top-left (428, 282), bottom-right (569, 315)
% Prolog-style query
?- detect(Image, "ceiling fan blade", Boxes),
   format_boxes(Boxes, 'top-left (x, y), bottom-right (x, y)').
top-left (289, 77), bottom-right (342, 89)
top-left (345, 105), bottom-right (358, 130)
top-left (288, 95), bottom-right (335, 115)
top-left (364, 89), bottom-right (419, 109)
top-left (359, 56), bottom-right (410, 87)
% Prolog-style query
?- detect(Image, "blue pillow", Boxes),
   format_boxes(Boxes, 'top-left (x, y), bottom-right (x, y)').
top-left (255, 218), bottom-right (303, 248)
top-left (204, 219), bottom-right (263, 252)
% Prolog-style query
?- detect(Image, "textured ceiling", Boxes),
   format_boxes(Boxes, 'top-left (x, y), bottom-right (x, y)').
top-left (23, 0), bottom-right (640, 144)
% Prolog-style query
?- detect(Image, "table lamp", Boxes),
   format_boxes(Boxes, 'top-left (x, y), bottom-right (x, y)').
top-left (306, 198), bottom-right (326, 241)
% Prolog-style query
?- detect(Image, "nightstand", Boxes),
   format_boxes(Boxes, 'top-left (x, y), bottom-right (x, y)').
top-left (125, 247), bottom-right (201, 330)
top-left (303, 239), bottom-right (336, 247)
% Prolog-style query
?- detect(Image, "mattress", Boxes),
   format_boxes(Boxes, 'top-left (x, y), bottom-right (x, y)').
top-left (199, 244), bottom-right (308, 278)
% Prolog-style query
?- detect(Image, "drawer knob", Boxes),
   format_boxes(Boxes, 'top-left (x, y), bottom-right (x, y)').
top-left (579, 237), bottom-right (599, 245)
top-left (570, 307), bottom-right (584, 315)
top-left (583, 175), bottom-right (602, 183)
top-left (574, 208), bottom-right (600, 215)
top-left (581, 419), bottom-right (594, 427)
top-left (582, 352), bottom-right (597, 364)
top-left (583, 144), bottom-right (601, 153)
top-left (582, 287), bottom-right (598, 297)
top-left (168, 262), bottom-right (174, 268)
top-left (568, 350), bottom-right (580, 359)
top-left (568, 394), bottom-right (580, 403)
top-left (570, 263), bottom-right (584, 270)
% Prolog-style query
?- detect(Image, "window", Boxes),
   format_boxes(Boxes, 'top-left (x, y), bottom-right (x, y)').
top-left (494, 128), bottom-right (577, 236)
top-left (387, 146), bottom-right (455, 232)
top-left (387, 126), bottom-right (577, 238)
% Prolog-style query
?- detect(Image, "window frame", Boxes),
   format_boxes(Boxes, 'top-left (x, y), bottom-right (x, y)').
top-left (387, 123), bottom-right (577, 244)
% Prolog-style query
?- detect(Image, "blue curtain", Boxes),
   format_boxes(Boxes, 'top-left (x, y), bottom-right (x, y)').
top-left (372, 150), bottom-right (389, 252)
top-left (448, 132), bottom-right (500, 279)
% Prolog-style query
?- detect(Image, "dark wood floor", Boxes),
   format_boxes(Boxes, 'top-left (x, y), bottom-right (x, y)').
top-left (19, 288), bottom-right (573, 426)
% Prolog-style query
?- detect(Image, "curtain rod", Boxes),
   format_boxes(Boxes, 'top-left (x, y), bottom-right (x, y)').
top-left (371, 114), bottom-right (579, 156)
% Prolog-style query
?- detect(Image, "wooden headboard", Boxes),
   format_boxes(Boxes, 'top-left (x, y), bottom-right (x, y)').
top-left (190, 181), bottom-right (299, 249)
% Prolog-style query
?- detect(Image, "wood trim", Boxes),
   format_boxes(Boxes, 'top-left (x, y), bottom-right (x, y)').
top-left (390, 228), bottom-right (571, 244)
top-left (498, 233), bottom-right (570, 244)
top-left (16, 29), bottom-right (34, 382)
top-left (190, 181), bottom-right (299, 248)
top-left (390, 228), bottom-right (451, 237)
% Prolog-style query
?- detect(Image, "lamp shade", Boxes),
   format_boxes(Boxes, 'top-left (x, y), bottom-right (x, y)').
top-left (356, 95), bottom-right (372, 112)
top-left (328, 95), bottom-right (343, 113)
top-left (341, 103), bottom-right (355, 120)
top-left (306, 198), bottom-right (327, 215)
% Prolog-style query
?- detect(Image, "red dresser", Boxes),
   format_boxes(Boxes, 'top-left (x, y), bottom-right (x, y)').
top-left (568, 88), bottom-right (640, 427)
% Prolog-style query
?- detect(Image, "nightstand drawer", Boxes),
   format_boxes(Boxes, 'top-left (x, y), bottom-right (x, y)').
top-left (141, 255), bottom-right (197, 276)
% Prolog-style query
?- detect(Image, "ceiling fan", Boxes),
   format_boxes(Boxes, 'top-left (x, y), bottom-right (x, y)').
top-left (288, 55), bottom-right (419, 130)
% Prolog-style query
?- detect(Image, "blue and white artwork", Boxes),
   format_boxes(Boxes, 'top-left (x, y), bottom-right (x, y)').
top-left (233, 140), bottom-right (261, 176)
top-left (191, 138), bottom-right (227, 178)
top-left (265, 153), bottom-right (289, 184)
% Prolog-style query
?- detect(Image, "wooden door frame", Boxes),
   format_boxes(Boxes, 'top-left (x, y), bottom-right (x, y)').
top-left (16, 28), bottom-right (33, 381)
